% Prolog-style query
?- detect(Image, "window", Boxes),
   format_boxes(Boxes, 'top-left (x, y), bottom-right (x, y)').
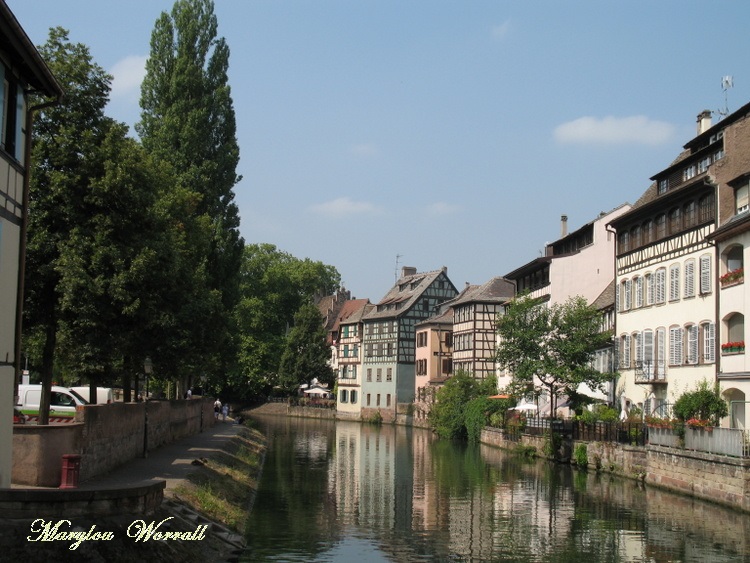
top-left (669, 264), bottom-right (680, 301)
top-left (417, 331), bottom-right (427, 347)
top-left (340, 390), bottom-right (348, 403)
top-left (376, 368), bottom-right (382, 382)
top-left (643, 330), bottom-right (654, 378)
top-left (699, 195), bottom-right (714, 223)
top-left (698, 156), bottom-right (711, 173)
top-left (655, 268), bottom-right (666, 304)
top-left (726, 245), bottom-right (743, 273)
top-left (702, 322), bottom-right (715, 363)
top-left (367, 394), bottom-right (371, 406)
top-left (683, 164), bottom-right (696, 182)
top-left (656, 328), bottom-right (666, 378)
top-left (669, 326), bottom-right (684, 366)
top-left (684, 201), bottom-right (696, 227)
top-left (669, 208), bottom-right (681, 234)
top-left (367, 369), bottom-right (372, 382)
top-left (442, 358), bottom-right (452, 374)
top-left (684, 259), bottom-right (695, 298)
top-left (642, 220), bottom-right (653, 244)
top-left (376, 394), bottom-right (381, 407)
top-left (736, 183), bottom-right (749, 214)
top-left (631, 225), bottom-right (641, 248)
top-left (658, 178), bottom-right (668, 194)
top-left (726, 313), bottom-right (745, 344)
top-left (656, 214), bottom-right (667, 239)
top-left (634, 332), bottom-right (643, 366)
top-left (619, 231), bottom-right (630, 253)
top-left (1, 67), bottom-right (26, 164)
top-left (621, 334), bottom-right (631, 369)
top-left (386, 368), bottom-right (392, 381)
top-left (700, 254), bottom-right (712, 294)
top-left (386, 394), bottom-right (391, 407)
top-left (350, 390), bottom-right (357, 404)
top-left (686, 325), bottom-right (699, 364)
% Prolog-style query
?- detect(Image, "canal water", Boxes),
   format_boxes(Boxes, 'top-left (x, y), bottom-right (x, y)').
top-left (242, 415), bottom-right (750, 562)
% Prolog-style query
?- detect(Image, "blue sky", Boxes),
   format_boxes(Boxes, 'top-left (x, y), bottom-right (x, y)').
top-left (9, 1), bottom-right (750, 302)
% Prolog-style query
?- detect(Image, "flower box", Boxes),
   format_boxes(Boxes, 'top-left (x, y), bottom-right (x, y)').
top-left (720, 267), bottom-right (744, 287)
top-left (721, 341), bottom-right (745, 354)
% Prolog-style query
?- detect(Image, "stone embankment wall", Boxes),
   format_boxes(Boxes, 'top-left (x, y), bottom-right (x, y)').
top-left (12, 398), bottom-right (215, 487)
top-left (480, 426), bottom-right (750, 513)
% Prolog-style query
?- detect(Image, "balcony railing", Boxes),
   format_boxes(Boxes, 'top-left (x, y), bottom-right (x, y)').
top-left (634, 360), bottom-right (667, 384)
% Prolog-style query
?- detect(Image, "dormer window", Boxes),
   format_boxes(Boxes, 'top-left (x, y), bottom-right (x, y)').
top-left (658, 178), bottom-right (668, 195)
top-left (683, 164), bottom-right (696, 182)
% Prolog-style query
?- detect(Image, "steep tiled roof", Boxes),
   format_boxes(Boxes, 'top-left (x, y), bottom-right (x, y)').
top-left (591, 279), bottom-right (615, 311)
top-left (364, 267), bottom-right (453, 320)
top-left (416, 306), bottom-right (454, 328)
top-left (450, 276), bottom-right (514, 306)
top-left (332, 299), bottom-right (371, 332)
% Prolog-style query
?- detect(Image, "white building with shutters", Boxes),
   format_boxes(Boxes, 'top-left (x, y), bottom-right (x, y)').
top-left (610, 105), bottom-right (750, 422)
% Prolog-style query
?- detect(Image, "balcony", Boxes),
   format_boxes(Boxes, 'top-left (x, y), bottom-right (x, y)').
top-left (634, 361), bottom-right (667, 384)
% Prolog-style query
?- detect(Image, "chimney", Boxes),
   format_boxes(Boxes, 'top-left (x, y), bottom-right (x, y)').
top-left (561, 215), bottom-right (568, 238)
top-left (402, 266), bottom-right (417, 277)
top-left (697, 110), bottom-right (712, 135)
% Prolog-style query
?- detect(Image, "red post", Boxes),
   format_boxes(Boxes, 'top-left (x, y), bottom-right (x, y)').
top-left (59, 454), bottom-right (82, 489)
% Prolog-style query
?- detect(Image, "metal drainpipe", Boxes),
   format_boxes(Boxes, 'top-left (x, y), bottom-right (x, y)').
top-left (13, 95), bottom-right (62, 405)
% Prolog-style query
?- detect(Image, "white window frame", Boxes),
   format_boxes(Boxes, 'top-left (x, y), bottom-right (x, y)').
top-left (684, 259), bottom-right (695, 298)
top-left (669, 264), bottom-right (680, 302)
top-left (700, 254), bottom-right (712, 294)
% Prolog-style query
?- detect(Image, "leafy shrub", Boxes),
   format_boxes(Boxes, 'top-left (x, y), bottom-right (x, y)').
top-left (573, 443), bottom-right (588, 467)
top-left (673, 380), bottom-right (728, 426)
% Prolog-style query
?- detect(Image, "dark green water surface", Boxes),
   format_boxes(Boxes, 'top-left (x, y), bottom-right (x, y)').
top-left (242, 415), bottom-right (750, 562)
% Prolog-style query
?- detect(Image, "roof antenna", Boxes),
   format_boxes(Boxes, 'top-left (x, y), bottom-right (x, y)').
top-left (717, 75), bottom-right (733, 119)
top-left (395, 254), bottom-right (403, 282)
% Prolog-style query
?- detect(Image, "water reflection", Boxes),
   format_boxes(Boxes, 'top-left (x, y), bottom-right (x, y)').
top-left (243, 415), bottom-right (749, 562)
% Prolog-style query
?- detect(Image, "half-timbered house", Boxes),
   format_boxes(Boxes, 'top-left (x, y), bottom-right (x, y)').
top-left (414, 306), bottom-right (453, 423)
top-left (332, 298), bottom-right (372, 419)
top-left (450, 277), bottom-right (514, 380)
top-left (361, 266), bottom-right (457, 420)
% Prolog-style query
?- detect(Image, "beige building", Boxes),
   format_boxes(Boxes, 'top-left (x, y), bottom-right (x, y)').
top-left (413, 307), bottom-right (453, 423)
top-left (0, 4), bottom-right (62, 486)
top-left (332, 298), bottom-right (372, 418)
top-left (611, 105), bottom-right (750, 422)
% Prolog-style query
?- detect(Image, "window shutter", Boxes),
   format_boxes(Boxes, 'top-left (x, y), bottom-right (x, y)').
top-left (624, 279), bottom-right (632, 310)
top-left (635, 277), bottom-right (644, 308)
top-left (700, 255), bottom-right (711, 294)
top-left (703, 322), bottom-right (715, 363)
top-left (655, 269), bottom-right (666, 303)
top-left (656, 328), bottom-right (666, 377)
top-left (646, 274), bottom-right (654, 305)
top-left (670, 327), bottom-right (683, 365)
top-left (669, 265), bottom-right (680, 301)
top-left (634, 332), bottom-right (643, 365)
top-left (684, 260), bottom-right (695, 298)
top-left (737, 184), bottom-right (749, 214)
top-left (623, 334), bottom-right (631, 368)
top-left (644, 330), bottom-right (654, 377)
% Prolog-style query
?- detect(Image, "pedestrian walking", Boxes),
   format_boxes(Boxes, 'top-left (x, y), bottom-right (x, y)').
top-left (222, 403), bottom-right (229, 423)
top-left (186, 388), bottom-right (192, 399)
top-left (214, 398), bottom-right (221, 419)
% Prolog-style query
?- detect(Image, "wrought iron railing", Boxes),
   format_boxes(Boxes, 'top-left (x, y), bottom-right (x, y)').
top-left (634, 360), bottom-right (667, 383)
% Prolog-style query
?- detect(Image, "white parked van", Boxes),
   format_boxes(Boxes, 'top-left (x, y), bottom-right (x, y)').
top-left (70, 386), bottom-right (113, 405)
top-left (16, 384), bottom-right (88, 423)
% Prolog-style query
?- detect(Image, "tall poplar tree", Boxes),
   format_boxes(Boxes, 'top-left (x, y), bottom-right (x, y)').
top-left (137, 0), bottom-right (244, 383)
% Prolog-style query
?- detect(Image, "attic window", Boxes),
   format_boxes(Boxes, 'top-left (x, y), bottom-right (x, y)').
top-left (657, 178), bottom-right (668, 195)
top-left (736, 183), bottom-right (749, 215)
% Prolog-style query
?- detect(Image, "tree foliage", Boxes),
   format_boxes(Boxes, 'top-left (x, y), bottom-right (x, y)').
top-left (496, 294), bottom-right (612, 413)
top-left (277, 302), bottom-right (333, 393)
top-left (137, 0), bottom-right (243, 389)
top-left (429, 372), bottom-right (498, 440)
top-left (233, 244), bottom-right (340, 397)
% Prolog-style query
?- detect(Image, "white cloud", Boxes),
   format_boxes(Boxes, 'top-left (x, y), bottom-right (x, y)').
top-left (491, 21), bottom-right (511, 40)
top-left (350, 143), bottom-right (379, 157)
top-left (109, 55), bottom-right (147, 102)
top-left (554, 115), bottom-right (676, 146)
top-left (309, 197), bottom-right (382, 217)
top-left (426, 202), bottom-right (460, 216)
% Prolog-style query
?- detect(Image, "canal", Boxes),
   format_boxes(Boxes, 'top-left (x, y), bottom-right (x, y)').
top-left (242, 415), bottom-right (750, 562)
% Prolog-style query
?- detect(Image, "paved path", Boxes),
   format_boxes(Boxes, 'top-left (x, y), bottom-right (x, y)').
top-left (77, 419), bottom-right (242, 493)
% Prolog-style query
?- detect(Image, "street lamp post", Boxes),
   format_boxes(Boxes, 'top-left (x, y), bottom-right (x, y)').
top-left (143, 357), bottom-right (153, 458)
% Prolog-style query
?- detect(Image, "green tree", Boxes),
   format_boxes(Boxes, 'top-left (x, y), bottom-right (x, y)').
top-left (24, 28), bottom-right (114, 423)
top-left (137, 0), bottom-right (243, 389)
top-left (496, 294), bottom-right (611, 415)
top-left (277, 302), bottom-right (333, 393)
top-left (429, 372), bottom-right (497, 440)
top-left (233, 244), bottom-right (340, 397)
